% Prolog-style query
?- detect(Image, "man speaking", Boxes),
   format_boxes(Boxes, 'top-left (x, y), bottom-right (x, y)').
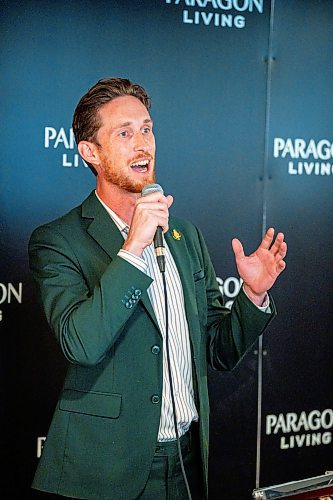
top-left (29, 77), bottom-right (287, 499)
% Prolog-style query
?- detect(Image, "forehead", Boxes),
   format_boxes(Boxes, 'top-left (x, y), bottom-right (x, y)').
top-left (98, 95), bottom-right (151, 128)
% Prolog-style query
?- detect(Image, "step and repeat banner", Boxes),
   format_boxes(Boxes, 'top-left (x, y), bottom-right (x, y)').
top-left (1, 1), bottom-right (332, 498)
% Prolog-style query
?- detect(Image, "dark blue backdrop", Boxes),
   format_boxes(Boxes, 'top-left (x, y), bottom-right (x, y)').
top-left (1, 1), bottom-right (332, 498)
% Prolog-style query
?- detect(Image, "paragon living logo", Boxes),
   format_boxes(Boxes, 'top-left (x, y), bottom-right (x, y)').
top-left (165, 0), bottom-right (263, 29)
top-left (44, 127), bottom-right (88, 169)
top-left (266, 409), bottom-right (333, 450)
top-left (273, 137), bottom-right (333, 176)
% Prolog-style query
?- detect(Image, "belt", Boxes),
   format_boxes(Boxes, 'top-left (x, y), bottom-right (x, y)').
top-left (155, 426), bottom-right (194, 457)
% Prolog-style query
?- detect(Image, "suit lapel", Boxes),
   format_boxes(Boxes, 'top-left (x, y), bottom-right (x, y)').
top-left (165, 228), bottom-right (195, 299)
top-left (81, 191), bottom-right (159, 330)
top-left (165, 224), bottom-right (200, 349)
top-left (83, 195), bottom-right (124, 259)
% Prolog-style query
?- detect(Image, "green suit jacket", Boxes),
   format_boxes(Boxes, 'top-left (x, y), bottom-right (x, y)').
top-left (29, 191), bottom-right (276, 499)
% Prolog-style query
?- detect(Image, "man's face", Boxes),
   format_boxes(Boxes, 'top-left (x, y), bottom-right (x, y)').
top-left (94, 95), bottom-right (156, 193)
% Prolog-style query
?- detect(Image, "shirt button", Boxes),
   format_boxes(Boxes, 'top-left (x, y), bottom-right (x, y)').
top-left (151, 345), bottom-right (160, 355)
top-left (151, 395), bottom-right (160, 404)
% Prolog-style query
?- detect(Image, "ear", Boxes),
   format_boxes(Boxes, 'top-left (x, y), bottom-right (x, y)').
top-left (78, 141), bottom-right (101, 170)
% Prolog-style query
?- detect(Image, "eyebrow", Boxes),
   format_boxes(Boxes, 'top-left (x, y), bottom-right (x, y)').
top-left (117, 118), bottom-right (153, 128)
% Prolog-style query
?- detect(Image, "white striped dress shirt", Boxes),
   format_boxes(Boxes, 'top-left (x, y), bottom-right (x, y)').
top-left (96, 192), bottom-right (198, 441)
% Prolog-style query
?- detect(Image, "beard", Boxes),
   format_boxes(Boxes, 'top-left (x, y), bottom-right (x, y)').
top-left (100, 155), bottom-right (156, 193)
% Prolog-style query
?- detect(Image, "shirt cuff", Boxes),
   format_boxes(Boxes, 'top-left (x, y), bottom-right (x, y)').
top-left (242, 286), bottom-right (271, 314)
top-left (118, 249), bottom-right (148, 274)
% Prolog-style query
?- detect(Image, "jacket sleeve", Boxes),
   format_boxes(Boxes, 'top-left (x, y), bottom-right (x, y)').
top-left (195, 226), bottom-right (276, 371)
top-left (29, 224), bottom-right (153, 366)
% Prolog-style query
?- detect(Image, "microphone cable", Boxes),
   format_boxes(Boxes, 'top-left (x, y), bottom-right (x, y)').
top-left (161, 270), bottom-right (192, 500)
top-left (141, 183), bottom-right (192, 499)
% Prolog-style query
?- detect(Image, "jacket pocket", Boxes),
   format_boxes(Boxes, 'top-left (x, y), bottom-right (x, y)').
top-left (59, 389), bottom-right (122, 418)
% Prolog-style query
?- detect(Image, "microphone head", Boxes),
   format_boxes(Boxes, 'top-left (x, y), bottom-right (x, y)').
top-left (141, 183), bottom-right (164, 197)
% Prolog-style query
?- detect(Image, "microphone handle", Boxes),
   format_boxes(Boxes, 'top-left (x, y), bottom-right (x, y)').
top-left (154, 226), bottom-right (165, 273)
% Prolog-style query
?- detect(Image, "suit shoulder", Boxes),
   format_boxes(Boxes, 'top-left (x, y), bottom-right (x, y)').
top-left (30, 205), bottom-right (81, 240)
top-left (29, 191), bottom-right (95, 243)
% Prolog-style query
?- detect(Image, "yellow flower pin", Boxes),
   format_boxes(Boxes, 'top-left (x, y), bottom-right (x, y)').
top-left (172, 229), bottom-right (182, 241)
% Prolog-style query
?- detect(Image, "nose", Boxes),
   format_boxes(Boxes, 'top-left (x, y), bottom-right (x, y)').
top-left (133, 131), bottom-right (149, 152)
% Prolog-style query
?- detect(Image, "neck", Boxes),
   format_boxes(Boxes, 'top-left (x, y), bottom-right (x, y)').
top-left (95, 178), bottom-right (140, 225)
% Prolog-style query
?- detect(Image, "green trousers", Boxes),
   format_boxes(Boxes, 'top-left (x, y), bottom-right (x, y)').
top-left (138, 425), bottom-right (204, 500)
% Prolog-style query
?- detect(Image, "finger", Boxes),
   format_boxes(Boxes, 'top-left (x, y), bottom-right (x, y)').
top-left (270, 232), bottom-right (285, 255)
top-left (162, 222), bottom-right (169, 234)
top-left (232, 238), bottom-right (245, 259)
top-left (259, 227), bottom-right (275, 250)
top-left (277, 260), bottom-right (286, 273)
top-left (135, 201), bottom-right (170, 214)
top-left (149, 212), bottom-right (169, 233)
top-left (166, 195), bottom-right (174, 208)
top-left (137, 191), bottom-right (167, 205)
top-left (276, 241), bottom-right (287, 260)
top-left (142, 213), bottom-right (169, 233)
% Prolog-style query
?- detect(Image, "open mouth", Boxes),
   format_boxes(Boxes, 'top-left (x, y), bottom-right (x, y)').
top-left (130, 159), bottom-right (150, 173)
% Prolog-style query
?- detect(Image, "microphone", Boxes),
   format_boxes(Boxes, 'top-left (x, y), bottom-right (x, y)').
top-left (141, 183), bottom-right (166, 273)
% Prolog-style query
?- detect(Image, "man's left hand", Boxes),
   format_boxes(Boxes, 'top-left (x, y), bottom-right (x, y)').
top-left (232, 228), bottom-right (287, 306)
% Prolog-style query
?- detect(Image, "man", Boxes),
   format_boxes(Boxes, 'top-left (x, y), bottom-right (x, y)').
top-left (29, 77), bottom-right (287, 499)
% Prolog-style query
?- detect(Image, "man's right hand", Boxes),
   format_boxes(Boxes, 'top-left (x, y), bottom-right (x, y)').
top-left (122, 191), bottom-right (173, 257)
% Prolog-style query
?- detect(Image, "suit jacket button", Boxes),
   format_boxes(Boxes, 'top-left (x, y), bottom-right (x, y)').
top-left (151, 395), bottom-right (160, 404)
top-left (125, 301), bottom-right (133, 309)
top-left (151, 345), bottom-right (160, 355)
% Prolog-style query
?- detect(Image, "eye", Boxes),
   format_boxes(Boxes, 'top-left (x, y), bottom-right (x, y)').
top-left (119, 130), bottom-right (128, 138)
top-left (142, 126), bottom-right (151, 135)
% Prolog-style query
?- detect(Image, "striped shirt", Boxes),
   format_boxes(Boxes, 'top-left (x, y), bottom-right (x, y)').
top-left (96, 192), bottom-right (198, 441)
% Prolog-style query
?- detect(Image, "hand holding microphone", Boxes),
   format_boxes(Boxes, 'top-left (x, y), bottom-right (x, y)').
top-left (141, 184), bottom-right (169, 272)
top-left (122, 184), bottom-right (173, 272)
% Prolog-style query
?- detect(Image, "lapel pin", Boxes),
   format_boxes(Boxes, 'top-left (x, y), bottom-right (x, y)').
top-left (172, 229), bottom-right (182, 241)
